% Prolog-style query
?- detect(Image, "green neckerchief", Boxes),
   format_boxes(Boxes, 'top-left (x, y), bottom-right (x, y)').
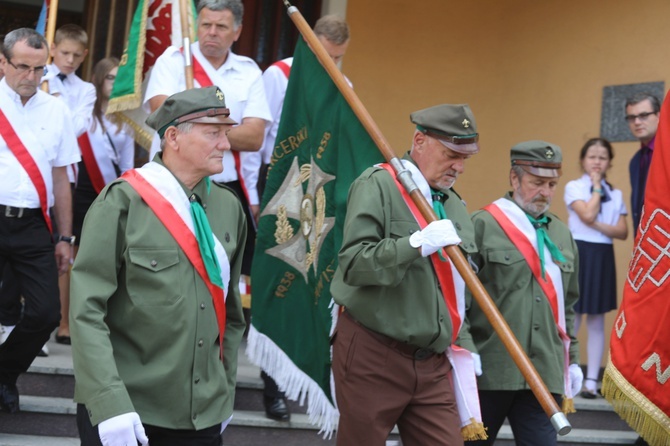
top-left (430, 188), bottom-right (448, 262)
top-left (189, 177), bottom-right (224, 289)
top-left (526, 213), bottom-right (566, 278)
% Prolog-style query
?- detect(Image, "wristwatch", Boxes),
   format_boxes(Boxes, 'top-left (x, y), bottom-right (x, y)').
top-left (57, 235), bottom-right (76, 245)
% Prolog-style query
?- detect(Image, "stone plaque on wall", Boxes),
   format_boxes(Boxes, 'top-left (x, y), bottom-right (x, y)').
top-left (601, 82), bottom-right (665, 142)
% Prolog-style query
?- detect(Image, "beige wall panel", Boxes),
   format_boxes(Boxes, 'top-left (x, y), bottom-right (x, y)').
top-left (343, 0), bottom-right (670, 368)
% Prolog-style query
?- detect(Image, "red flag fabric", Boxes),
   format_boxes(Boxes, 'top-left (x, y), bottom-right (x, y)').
top-left (603, 91), bottom-right (670, 445)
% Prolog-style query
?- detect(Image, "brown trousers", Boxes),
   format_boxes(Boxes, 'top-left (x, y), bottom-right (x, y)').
top-left (332, 313), bottom-right (463, 446)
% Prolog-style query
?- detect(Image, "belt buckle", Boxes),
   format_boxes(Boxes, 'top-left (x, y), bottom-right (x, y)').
top-left (414, 348), bottom-right (433, 360)
top-left (4, 206), bottom-right (23, 218)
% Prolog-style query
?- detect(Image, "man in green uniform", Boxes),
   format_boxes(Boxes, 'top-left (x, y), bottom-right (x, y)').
top-left (461, 141), bottom-right (583, 446)
top-left (70, 86), bottom-right (247, 446)
top-left (331, 104), bottom-right (483, 445)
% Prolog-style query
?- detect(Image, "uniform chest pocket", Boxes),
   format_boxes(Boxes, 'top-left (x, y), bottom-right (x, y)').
top-left (127, 248), bottom-right (182, 306)
top-left (485, 249), bottom-right (529, 293)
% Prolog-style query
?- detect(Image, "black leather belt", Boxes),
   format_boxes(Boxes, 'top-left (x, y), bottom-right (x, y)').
top-left (343, 311), bottom-right (437, 361)
top-left (0, 205), bottom-right (41, 218)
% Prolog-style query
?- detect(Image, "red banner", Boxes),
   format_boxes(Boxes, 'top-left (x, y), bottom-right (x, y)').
top-left (603, 91), bottom-right (670, 443)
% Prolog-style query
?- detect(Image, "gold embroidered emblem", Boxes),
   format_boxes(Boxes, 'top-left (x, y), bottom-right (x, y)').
top-left (462, 119), bottom-right (470, 128)
top-left (546, 148), bottom-right (554, 159)
top-left (216, 89), bottom-right (224, 101)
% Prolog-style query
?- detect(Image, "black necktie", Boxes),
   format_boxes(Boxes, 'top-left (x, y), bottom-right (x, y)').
top-left (57, 73), bottom-right (67, 82)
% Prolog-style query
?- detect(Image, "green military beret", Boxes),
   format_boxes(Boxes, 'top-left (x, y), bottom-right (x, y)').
top-left (510, 140), bottom-right (562, 178)
top-left (146, 86), bottom-right (237, 138)
top-left (410, 104), bottom-right (480, 154)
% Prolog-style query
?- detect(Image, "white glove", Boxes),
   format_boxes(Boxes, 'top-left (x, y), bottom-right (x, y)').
top-left (98, 412), bottom-right (149, 446)
top-left (568, 364), bottom-right (584, 398)
top-left (472, 352), bottom-right (483, 377)
top-left (409, 219), bottom-right (461, 257)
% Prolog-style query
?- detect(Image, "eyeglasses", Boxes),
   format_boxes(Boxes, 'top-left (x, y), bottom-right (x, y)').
top-left (625, 111), bottom-right (657, 123)
top-left (104, 74), bottom-right (116, 81)
top-left (6, 58), bottom-right (47, 76)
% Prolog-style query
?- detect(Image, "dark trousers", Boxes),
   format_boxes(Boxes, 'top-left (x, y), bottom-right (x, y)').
top-left (224, 180), bottom-right (256, 276)
top-left (0, 263), bottom-right (22, 326)
top-left (261, 370), bottom-right (285, 399)
top-left (77, 404), bottom-right (223, 446)
top-left (332, 312), bottom-right (462, 446)
top-left (0, 211), bottom-right (60, 384)
top-left (465, 390), bottom-right (562, 446)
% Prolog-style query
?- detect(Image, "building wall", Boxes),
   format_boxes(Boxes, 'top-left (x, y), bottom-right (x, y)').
top-left (343, 0), bottom-right (670, 367)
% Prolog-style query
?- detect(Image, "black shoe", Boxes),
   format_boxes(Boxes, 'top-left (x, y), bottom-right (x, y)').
top-left (264, 396), bottom-right (290, 421)
top-left (634, 436), bottom-right (649, 446)
top-left (55, 334), bottom-right (71, 345)
top-left (0, 383), bottom-right (19, 413)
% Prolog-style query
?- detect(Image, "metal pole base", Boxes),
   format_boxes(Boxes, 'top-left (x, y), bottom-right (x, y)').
top-left (551, 412), bottom-right (572, 435)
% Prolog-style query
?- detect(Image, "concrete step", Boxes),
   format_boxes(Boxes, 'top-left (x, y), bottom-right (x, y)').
top-left (0, 434), bottom-right (79, 446)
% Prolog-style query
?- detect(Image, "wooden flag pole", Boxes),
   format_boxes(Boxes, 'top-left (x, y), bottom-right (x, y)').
top-left (180, 0), bottom-right (194, 89)
top-left (282, 0), bottom-right (571, 435)
top-left (41, 0), bottom-right (59, 92)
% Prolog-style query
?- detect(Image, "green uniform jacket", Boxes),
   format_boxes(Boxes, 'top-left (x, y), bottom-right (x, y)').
top-left (331, 155), bottom-right (477, 353)
top-left (459, 193), bottom-right (579, 395)
top-left (70, 157), bottom-right (247, 429)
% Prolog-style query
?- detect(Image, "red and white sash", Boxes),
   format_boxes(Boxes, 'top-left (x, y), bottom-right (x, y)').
top-left (483, 198), bottom-right (573, 397)
top-left (380, 162), bottom-right (483, 433)
top-left (0, 109), bottom-right (52, 233)
top-left (121, 162), bottom-right (231, 355)
top-left (182, 48), bottom-right (250, 204)
top-left (78, 119), bottom-right (124, 194)
top-left (272, 60), bottom-right (291, 78)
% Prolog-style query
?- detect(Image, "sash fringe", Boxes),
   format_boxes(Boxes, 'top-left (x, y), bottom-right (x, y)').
top-left (461, 418), bottom-right (488, 441)
top-left (562, 397), bottom-right (576, 414)
top-left (246, 326), bottom-right (339, 438)
top-left (602, 362), bottom-right (670, 446)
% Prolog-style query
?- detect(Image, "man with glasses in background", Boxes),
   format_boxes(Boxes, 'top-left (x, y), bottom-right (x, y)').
top-left (0, 28), bottom-right (79, 413)
top-left (624, 92), bottom-right (660, 236)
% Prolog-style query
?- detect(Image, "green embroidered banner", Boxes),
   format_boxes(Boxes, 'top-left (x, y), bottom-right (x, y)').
top-left (248, 37), bottom-right (384, 433)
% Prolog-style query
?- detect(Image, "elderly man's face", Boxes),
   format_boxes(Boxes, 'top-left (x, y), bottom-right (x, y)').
top-left (413, 132), bottom-right (469, 191)
top-left (197, 7), bottom-right (242, 63)
top-left (511, 170), bottom-right (558, 217)
top-left (2, 40), bottom-right (48, 101)
top-left (177, 123), bottom-right (232, 177)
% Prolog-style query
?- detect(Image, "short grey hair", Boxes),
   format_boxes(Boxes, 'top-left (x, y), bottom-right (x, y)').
top-left (197, 0), bottom-right (244, 28)
top-left (159, 122), bottom-right (195, 150)
top-left (509, 165), bottom-right (527, 187)
top-left (3, 28), bottom-right (47, 59)
top-left (314, 14), bottom-right (350, 45)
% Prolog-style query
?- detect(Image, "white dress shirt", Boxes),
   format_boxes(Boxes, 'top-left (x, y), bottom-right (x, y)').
top-left (0, 78), bottom-right (80, 208)
top-left (564, 173), bottom-right (627, 244)
top-left (144, 42), bottom-right (271, 204)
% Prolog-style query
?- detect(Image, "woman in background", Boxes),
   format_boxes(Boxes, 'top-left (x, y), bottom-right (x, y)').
top-left (564, 137), bottom-right (628, 398)
top-left (56, 57), bottom-right (134, 344)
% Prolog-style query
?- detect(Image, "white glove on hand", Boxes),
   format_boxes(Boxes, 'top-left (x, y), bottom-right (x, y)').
top-left (98, 412), bottom-right (149, 446)
top-left (409, 219), bottom-right (461, 257)
top-left (569, 363), bottom-right (584, 398)
top-left (472, 352), bottom-right (483, 377)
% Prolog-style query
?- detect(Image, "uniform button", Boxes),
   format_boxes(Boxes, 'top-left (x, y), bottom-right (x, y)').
top-left (439, 316), bottom-right (444, 322)
top-left (534, 324), bottom-right (540, 331)
top-left (535, 296), bottom-right (541, 302)
top-left (455, 223), bottom-right (462, 231)
top-left (225, 233), bottom-right (230, 242)
top-left (504, 255), bottom-right (510, 261)
top-left (150, 260), bottom-right (157, 267)
top-left (203, 203), bottom-right (207, 209)
top-left (200, 303), bottom-right (206, 310)
top-left (193, 414), bottom-right (197, 420)
top-left (194, 378), bottom-right (200, 384)
top-left (198, 339), bottom-right (204, 347)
